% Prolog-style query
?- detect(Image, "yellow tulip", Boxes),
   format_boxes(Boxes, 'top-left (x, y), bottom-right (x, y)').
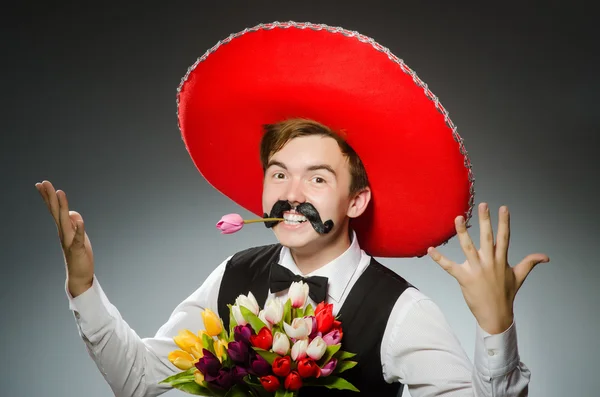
top-left (213, 339), bottom-right (229, 362)
top-left (194, 369), bottom-right (205, 385)
top-left (201, 309), bottom-right (223, 337)
top-left (168, 350), bottom-right (196, 370)
top-left (190, 341), bottom-right (204, 360)
top-left (173, 329), bottom-right (202, 354)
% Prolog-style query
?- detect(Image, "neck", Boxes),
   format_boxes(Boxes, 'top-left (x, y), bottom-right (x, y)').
top-left (289, 227), bottom-right (352, 274)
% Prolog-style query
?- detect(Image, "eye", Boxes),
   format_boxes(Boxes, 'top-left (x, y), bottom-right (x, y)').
top-left (311, 176), bottom-right (326, 184)
top-left (273, 172), bottom-right (286, 179)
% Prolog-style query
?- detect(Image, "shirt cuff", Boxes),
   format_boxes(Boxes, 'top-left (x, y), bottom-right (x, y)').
top-left (474, 320), bottom-right (520, 378)
top-left (65, 275), bottom-right (115, 337)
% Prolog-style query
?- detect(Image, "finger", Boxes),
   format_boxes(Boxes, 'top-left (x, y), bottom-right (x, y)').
top-left (455, 215), bottom-right (480, 267)
top-left (41, 181), bottom-right (61, 225)
top-left (35, 183), bottom-right (52, 214)
top-left (513, 253), bottom-right (550, 291)
top-left (495, 206), bottom-right (510, 265)
top-left (428, 247), bottom-right (460, 278)
top-left (72, 218), bottom-right (86, 248)
top-left (478, 203), bottom-right (494, 263)
top-left (57, 190), bottom-right (75, 243)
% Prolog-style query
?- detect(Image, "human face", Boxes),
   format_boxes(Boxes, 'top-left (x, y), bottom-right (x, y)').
top-left (262, 135), bottom-right (366, 253)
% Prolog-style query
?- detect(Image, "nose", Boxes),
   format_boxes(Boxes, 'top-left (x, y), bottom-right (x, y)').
top-left (283, 177), bottom-right (305, 206)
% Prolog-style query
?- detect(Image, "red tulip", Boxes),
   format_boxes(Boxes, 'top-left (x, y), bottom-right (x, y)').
top-left (315, 303), bottom-right (334, 334)
top-left (250, 327), bottom-right (273, 350)
top-left (284, 371), bottom-right (303, 391)
top-left (260, 375), bottom-right (280, 392)
top-left (297, 357), bottom-right (321, 378)
top-left (272, 356), bottom-right (292, 377)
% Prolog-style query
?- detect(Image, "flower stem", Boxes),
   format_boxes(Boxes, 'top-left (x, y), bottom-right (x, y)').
top-left (243, 218), bottom-right (284, 224)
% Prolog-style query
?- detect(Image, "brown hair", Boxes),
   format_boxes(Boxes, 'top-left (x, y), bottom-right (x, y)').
top-left (260, 118), bottom-right (369, 196)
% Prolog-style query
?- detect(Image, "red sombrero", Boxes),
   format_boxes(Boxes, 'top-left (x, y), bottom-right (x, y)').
top-left (177, 21), bottom-right (474, 258)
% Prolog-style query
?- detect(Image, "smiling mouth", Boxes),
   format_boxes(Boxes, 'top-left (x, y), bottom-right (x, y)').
top-left (283, 211), bottom-right (308, 225)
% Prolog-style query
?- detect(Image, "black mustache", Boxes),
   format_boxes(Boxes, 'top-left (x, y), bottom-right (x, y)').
top-left (263, 200), bottom-right (333, 234)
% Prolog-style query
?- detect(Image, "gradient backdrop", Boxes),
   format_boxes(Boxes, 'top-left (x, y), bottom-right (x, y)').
top-left (3, 2), bottom-right (598, 396)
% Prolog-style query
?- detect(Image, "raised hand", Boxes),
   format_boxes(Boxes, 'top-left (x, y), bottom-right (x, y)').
top-left (428, 203), bottom-right (550, 334)
top-left (35, 180), bottom-right (95, 297)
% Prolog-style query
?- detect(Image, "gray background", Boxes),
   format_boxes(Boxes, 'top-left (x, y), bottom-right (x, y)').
top-left (2, 1), bottom-right (598, 396)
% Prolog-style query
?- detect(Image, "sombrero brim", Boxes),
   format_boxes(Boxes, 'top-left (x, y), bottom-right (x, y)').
top-left (177, 21), bottom-right (474, 258)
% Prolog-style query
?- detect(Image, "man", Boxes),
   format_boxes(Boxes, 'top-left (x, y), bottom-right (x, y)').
top-left (35, 22), bottom-right (549, 396)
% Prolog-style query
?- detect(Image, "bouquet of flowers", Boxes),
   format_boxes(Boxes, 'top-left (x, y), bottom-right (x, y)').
top-left (160, 280), bottom-right (359, 396)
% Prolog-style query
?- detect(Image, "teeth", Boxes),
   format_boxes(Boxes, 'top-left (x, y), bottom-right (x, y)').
top-left (284, 213), bottom-right (307, 222)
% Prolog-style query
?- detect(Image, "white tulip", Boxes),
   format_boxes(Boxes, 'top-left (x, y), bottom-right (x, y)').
top-left (272, 332), bottom-right (290, 355)
top-left (235, 291), bottom-right (260, 315)
top-left (231, 304), bottom-right (247, 326)
top-left (283, 317), bottom-right (311, 339)
top-left (263, 297), bottom-right (284, 324)
top-left (291, 339), bottom-right (309, 361)
top-left (258, 310), bottom-right (272, 330)
top-left (306, 336), bottom-right (327, 360)
top-left (288, 281), bottom-right (309, 308)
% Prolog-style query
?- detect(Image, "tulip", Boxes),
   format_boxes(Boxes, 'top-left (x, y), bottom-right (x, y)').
top-left (322, 329), bottom-right (343, 346)
top-left (307, 316), bottom-right (318, 339)
top-left (235, 292), bottom-right (260, 315)
top-left (216, 213), bottom-right (284, 235)
top-left (283, 318), bottom-right (311, 340)
top-left (306, 336), bottom-right (327, 360)
top-left (231, 366), bottom-right (248, 384)
top-left (320, 359), bottom-right (338, 377)
top-left (284, 371), bottom-right (303, 391)
top-left (233, 324), bottom-right (253, 345)
top-left (272, 355), bottom-right (292, 377)
top-left (258, 310), bottom-right (272, 330)
top-left (232, 305), bottom-right (248, 326)
top-left (173, 329), bottom-right (202, 355)
top-left (227, 341), bottom-right (249, 364)
top-left (263, 297), bottom-right (284, 324)
top-left (193, 369), bottom-right (205, 385)
top-left (168, 350), bottom-right (196, 370)
top-left (315, 303), bottom-right (334, 334)
top-left (272, 332), bottom-right (290, 355)
top-left (189, 341), bottom-right (204, 360)
top-left (291, 339), bottom-right (309, 361)
top-left (249, 327), bottom-right (273, 350)
top-left (288, 281), bottom-right (309, 308)
top-left (260, 375), bottom-right (281, 393)
top-left (195, 349), bottom-right (222, 378)
top-left (211, 368), bottom-right (234, 390)
top-left (201, 308), bottom-right (223, 337)
top-left (213, 339), bottom-right (229, 362)
top-left (250, 353), bottom-right (271, 377)
top-left (297, 357), bottom-right (321, 378)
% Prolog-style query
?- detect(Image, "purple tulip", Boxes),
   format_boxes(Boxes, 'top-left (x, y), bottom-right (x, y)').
top-left (195, 349), bottom-right (221, 378)
top-left (320, 359), bottom-right (338, 377)
top-left (306, 316), bottom-right (318, 339)
top-left (234, 324), bottom-right (254, 345)
top-left (232, 365), bottom-right (249, 383)
top-left (249, 353), bottom-right (271, 377)
top-left (209, 368), bottom-right (234, 390)
top-left (322, 329), bottom-right (342, 346)
top-left (227, 341), bottom-right (249, 364)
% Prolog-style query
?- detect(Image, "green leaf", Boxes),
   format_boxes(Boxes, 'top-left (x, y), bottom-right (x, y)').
top-left (253, 347), bottom-right (281, 365)
top-left (334, 360), bottom-right (357, 374)
top-left (283, 299), bottom-right (292, 324)
top-left (201, 333), bottom-right (216, 356)
top-left (304, 304), bottom-right (314, 317)
top-left (319, 344), bottom-right (341, 366)
top-left (159, 367), bottom-right (197, 384)
top-left (334, 350), bottom-right (356, 361)
top-left (224, 384), bottom-right (252, 397)
top-left (170, 381), bottom-right (212, 395)
top-left (228, 304), bottom-right (238, 336)
top-left (295, 307), bottom-right (305, 318)
top-left (307, 376), bottom-right (359, 392)
top-left (240, 306), bottom-right (268, 334)
top-left (274, 390), bottom-right (294, 397)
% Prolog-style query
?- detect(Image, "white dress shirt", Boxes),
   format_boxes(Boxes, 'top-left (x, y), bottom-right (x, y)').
top-left (67, 231), bottom-right (530, 396)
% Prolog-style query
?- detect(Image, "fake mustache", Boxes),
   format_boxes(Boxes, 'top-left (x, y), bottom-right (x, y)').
top-left (263, 200), bottom-right (334, 234)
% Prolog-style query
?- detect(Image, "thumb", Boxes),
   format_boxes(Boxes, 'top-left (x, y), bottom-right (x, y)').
top-left (513, 253), bottom-right (549, 290)
top-left (72, 219), bottom-right (86, 248)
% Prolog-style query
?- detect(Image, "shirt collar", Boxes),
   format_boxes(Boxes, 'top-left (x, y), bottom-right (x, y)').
top-left (278, 230), bottom-right (363, 303)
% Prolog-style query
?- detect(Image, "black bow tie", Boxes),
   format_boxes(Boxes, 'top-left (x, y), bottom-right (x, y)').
top-left (269, 263), bottom-right (329, 304)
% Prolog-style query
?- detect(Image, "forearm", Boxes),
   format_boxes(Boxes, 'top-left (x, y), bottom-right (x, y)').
top-left (68, 277), bottom-right (175, 397)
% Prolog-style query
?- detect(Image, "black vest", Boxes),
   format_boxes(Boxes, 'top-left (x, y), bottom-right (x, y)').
top-left (217, 244), bottom-right (414, 397)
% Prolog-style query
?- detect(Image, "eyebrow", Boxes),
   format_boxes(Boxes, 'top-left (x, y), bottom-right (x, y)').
top-left (266, 160), bottom-right (337, 177)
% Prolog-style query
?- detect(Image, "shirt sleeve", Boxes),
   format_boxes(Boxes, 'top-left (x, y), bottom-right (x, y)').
top-left (65, 256), bottom-right (230, 397)
top-left (381, 288), bottom-right (531, 396)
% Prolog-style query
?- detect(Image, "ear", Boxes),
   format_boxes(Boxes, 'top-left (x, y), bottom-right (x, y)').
top-left (347, 187), bottom-right (371, 219)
